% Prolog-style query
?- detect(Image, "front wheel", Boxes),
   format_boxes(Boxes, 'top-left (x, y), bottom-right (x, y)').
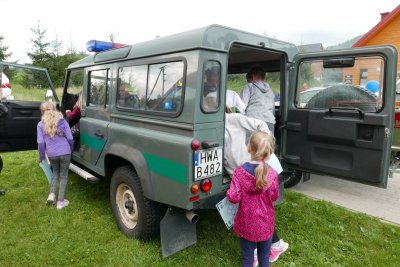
top-left (110, 166), bottom-right (166, 241)
top-left (281, 169), bottom-right (303, 188)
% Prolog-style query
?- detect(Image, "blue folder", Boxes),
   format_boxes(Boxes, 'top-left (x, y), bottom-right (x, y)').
top-left (39, 161), bottom-right (52, 184)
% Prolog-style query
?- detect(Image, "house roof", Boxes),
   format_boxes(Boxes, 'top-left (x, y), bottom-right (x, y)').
top-left (353, 4), bottom-right (400, 47)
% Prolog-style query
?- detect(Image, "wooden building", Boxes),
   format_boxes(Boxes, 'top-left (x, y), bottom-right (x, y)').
top-left (350, 4), bottom-right (400, 84)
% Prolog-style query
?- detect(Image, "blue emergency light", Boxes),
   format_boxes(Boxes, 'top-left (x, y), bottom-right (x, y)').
top-left (86, 40), bottom-right (127, 52)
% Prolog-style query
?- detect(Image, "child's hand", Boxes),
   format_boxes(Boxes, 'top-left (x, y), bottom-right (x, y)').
top-left (65, 110), bottom-right (71, 114)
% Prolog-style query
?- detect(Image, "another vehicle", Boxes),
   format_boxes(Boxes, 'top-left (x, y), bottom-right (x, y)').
top-left (1, 73), bottom-right (12, 100)
top-left (0, 24), bottom-right (397, 257)
top-left (298, 86), bottom-right (326, 107)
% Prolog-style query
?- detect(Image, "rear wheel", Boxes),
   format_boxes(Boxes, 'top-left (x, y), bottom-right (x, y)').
top-left (110, 166), bottom-right (166, 241)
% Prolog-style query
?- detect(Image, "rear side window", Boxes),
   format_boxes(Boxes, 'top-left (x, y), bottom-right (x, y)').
top-left (117, 61), bottom-right (185, 113)
top-left (295, 56), bottom-right (384, 112)
top-left (202, 61), bottom-right (221, 112)
top-left (89, 69), bottom-right (109, 108)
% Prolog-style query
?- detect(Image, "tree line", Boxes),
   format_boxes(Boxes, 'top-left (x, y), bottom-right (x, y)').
top-left (0, 22), bottom-right (87, 88)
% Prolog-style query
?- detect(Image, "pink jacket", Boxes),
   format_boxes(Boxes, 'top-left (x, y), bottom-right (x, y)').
top-left (226, 165), bottom-right (279, 242)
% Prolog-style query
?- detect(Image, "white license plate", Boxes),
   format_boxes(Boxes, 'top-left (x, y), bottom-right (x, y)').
top-left (194, 147), bottom-right (223, 180)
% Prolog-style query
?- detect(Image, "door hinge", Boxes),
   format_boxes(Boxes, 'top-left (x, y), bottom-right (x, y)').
top-left (385, 128), bottom-right (390, 139)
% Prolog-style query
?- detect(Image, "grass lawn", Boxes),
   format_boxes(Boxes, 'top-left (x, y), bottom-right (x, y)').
top-left (0, 150), bottom-right (399, 266)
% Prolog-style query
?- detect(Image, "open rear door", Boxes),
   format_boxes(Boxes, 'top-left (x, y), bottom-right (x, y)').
top-left (282, 46), bottom-right (397, 188)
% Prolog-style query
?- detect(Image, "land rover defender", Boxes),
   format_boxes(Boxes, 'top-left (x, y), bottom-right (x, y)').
top-left (0, 24), bottom-right (397, 257)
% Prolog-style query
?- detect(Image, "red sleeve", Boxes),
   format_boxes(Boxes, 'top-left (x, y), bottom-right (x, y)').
top-left (67, 106), bottom-right (81, 121)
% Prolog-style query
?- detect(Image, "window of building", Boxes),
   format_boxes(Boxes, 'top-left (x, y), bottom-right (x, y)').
top-left (359, 69), bottom-right (368, 86)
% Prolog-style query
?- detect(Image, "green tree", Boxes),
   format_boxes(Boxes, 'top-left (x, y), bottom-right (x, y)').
top-left (27, 21), bottom-right (53, 64)
top-left (51, 35), bottom-right (63, 57)
top-left (0, 35), bottom-right (12, 61)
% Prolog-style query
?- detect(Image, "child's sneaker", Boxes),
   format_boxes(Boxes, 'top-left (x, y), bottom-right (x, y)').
top-left (253, 248), bottom-right (258, 267)
top-left (46, 193), bottom-right (56, 205)
top-left (270, 239), bottom-right (289, 263)
top-left (56, 199), bottom-right (70, 209)
top-left (253, 257), bottom-right (258, 267)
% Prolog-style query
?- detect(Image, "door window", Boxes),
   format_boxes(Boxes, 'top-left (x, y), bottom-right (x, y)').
top-left (63, 69), bottom-right (84, 111)
top-left (89, 70), bottom-right (109, 108)
top-left (295, 56), bottom-right (384, 112)
top-left (1, 66), bottom-right (54, 102)
top-left (202, 61), bottom-right (221, 112)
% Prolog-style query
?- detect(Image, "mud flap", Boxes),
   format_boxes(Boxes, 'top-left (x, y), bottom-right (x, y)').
top-left (160, 207), bottom-right (197, 258)
top-left (273, 179), bottom-right (285, 205)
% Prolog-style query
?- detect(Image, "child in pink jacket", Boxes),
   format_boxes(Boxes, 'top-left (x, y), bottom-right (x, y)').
top-left (226, 131), bottom-right (279, 267)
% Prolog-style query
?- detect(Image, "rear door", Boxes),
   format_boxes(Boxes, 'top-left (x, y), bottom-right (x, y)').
top-left (282, 46), bottom-right (397, 188)
top-left (0, 62), bottom-right (58, 152)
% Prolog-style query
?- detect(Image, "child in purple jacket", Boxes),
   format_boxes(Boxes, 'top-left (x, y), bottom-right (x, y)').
top-left (37, 101), bottom-right (73, 209)
top-left (227, 131), bottom-right (279, 267)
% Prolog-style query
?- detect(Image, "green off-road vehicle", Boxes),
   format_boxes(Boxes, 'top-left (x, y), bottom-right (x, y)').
top-left (0, 24), bottom-right (397, 257)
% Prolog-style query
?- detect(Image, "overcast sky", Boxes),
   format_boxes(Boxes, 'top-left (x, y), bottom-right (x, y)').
top-left (2, 0), bottom-right (399, 63)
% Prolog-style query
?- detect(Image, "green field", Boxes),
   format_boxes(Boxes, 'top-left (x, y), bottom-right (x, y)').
top-left (0, 150), bottom-right (399, 266)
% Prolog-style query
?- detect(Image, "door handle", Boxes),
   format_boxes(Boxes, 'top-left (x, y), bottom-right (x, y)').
top-left (94, 131), bottom-right (104, 139)
top-left (201, 141), bottom-right (219, 149)
top-left (19, 110), bottom-right (33, 115)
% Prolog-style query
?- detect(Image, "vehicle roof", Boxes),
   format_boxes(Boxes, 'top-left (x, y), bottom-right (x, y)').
top-left (68, 24), bottom-right (298, 69)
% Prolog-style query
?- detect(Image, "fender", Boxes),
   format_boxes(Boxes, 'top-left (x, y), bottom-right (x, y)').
top-left (105, 143), bottom-right (154, 199)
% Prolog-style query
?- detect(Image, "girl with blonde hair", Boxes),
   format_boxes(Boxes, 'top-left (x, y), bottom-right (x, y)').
top-left (226, 131), bottom-right (279, 267)
top-left (37, 101), bottom-right (73, 209)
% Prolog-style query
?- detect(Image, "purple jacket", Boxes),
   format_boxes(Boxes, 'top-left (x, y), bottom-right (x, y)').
top-left (37, 118), bottom-right (73, 162)
top-left (226, 164), bottom-right (279, 242)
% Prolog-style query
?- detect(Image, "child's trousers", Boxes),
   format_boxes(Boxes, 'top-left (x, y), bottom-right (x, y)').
top-left (240, 237), bottom-right (272, 267)
top-left (49, 154), bottom-right (71, 201)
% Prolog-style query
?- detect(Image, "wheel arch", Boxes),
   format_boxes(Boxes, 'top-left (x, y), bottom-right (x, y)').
top-left (105, 143), bottom-right (154, 199)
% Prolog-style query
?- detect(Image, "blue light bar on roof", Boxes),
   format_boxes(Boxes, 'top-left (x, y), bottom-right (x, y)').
top-left (86, 40), bottom-right (127, 52)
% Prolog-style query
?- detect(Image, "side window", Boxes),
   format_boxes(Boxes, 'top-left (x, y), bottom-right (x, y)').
top-left (147, 62), bottom-right (184, 112)
top-left (64, 69), bottom-right (84, 111)
top-left (117, 61), bottom-right (185, 113)
top-left (1, 66), bottom-right (53, 102)
top-left (295, 56), bottom-right (384, 112)
top-left (202, 61), bottom-right (221, 112)
top-left (118, 65), bottom-right (147, 110)
top-left (89, 70), bottom-right (108, 108)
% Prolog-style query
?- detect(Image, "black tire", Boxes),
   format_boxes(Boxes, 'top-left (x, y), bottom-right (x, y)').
top-left (306, 85), bottom-right (377, 112)
top-left (281, 169), bottom-right (303, 188)
top-left (110, 166), bottom-right (166, 241)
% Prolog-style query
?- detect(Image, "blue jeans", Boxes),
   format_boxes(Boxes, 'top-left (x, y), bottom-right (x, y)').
top-left (240, 237), bottom-right (272, 267)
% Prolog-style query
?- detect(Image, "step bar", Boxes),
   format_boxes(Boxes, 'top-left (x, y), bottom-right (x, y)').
top-left (69, 163), bottom-right (100, 184)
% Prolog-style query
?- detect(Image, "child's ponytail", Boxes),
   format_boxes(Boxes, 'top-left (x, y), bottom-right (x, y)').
top-left (248, 131), bottom-right (275, 189)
